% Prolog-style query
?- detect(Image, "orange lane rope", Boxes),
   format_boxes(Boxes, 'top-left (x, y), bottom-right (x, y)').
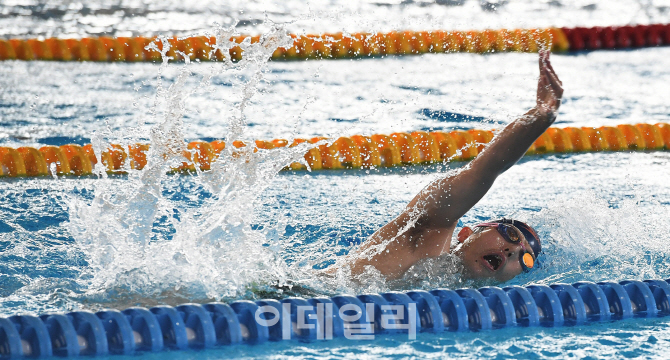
top-left (0, 27), bottom-right (569, 62)
top-left (0, 123), bottom-right (668, 178)
top-left (1, 24), bottom-right (669, 63)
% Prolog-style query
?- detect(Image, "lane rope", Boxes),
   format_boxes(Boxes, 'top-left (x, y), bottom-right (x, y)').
top-left (0, 278), bottom-right (668, 357)
top-left (0, 123), bottom-right (668, 178)
top-left (0, 24), bottom-right (668, 63)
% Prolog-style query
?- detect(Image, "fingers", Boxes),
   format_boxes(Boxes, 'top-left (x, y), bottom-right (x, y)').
top-left (540, 55), bottom-right (562, 97)
top-left (538, 70), bottom-right (549, 91)
top-left (539, 50), bottom-right (561, 84)
top-left (538, 49), bottom-right (548, 70)
top-left (537, 50), bottom-right (563, 112)
top-left (542, 65), bottom-right (561, 91)
top-left (542, 66), bottom-right (563, 98)
top-left (543, 55), bottom-right (562, 86)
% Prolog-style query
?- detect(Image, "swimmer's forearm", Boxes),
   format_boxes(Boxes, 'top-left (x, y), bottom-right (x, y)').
top-left (471, 107), bottom-right (555, 175)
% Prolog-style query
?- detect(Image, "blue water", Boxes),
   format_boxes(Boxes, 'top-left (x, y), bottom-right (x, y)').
top-left (2, 0), bottom-right (670, 358)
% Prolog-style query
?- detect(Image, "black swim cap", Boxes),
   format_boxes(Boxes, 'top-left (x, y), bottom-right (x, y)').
top-left (489, 218), bottom-right (542, 257)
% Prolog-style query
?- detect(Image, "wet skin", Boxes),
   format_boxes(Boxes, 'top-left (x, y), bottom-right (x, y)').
top-left (332, 50), bottom-right (563, 282)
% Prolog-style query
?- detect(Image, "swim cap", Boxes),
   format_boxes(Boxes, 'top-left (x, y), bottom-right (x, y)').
top-left (489, 218), bottom-right (542, 257)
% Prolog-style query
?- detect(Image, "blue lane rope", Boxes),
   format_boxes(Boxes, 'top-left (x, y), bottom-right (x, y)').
top-left (1, 279), bottom-right (669, 358)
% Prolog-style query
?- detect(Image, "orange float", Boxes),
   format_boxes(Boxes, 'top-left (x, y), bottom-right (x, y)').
top-left (27, 39), bottom-right (52, 61)
top-left (449, 130), bottom-right (479, 160)
top-left (0, 147), bottom-right (27, 177)
top-left (546, 128), bottom-right (573, 153)
top-left (654, 123), bottom-right (670, 149)
top-left (430, 131), bottom-right (460, 161)
top-left (389, 133), bottom-right (421, 164)
top-left (467, 129), bottom-right (494, 153)
top-left (0, 39), bottom-right (17, 60)
top-left (128, 144), bottom-right (150, 170)
top-left (100, 37), bottom-right (125, 61)
top-left (10, 39), bottom-right (34, 60)
top-left (617, 124), bottom-right (646, 149)
top-left (370, 134), bottom-right (402, 167)
top-left (39, 146), bottom-right (71, 175)
top-left (635, 123), bottom-right (665, 150)
top-left (562, 127), bottom-right (592, 152)
top-left (292, 138), bottom-right (323, 170)
top-left (333, 137), bottom-right (362, 168)
top-left (65, 39), bottom-right (90, 61)
top-left (60, 144), bottom-right (92, 176)
top-left (350, 135), bottom-right (382, 168)
top-left (532, 132), bottom-right (555, 153)
top-left (598, 126), bottom-right (628, 151)
top-left (581, 127), bottom-right (610, 151)
top-left (81, 38), bottom-right (108, 61)
top-left (187, 141), bottom-right (216, 171)
top-left (410, 131), bottom-right (441, 163)
top-left (17, 147), bottom-right (48, 176)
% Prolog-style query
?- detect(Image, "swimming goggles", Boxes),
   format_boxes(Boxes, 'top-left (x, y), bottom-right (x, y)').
top-left (474, 222), bottom-right (536, 272)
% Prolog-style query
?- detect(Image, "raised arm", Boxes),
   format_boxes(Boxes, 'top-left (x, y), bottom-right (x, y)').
top-left (411, 50), bottom-right (563, 229)
top-left (345, 51), bottom-right (563, 279)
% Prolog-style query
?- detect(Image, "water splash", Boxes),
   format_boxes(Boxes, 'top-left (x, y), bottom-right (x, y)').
top-left (65, 24), bottom-right (311, 305)
top-left (523, 190), bottom-right (670, 285)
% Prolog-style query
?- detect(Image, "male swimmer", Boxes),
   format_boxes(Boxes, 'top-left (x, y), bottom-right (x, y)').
top-left (330, 50), bottom-right (563, 284)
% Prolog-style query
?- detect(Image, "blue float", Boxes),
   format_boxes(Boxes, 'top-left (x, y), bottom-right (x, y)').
top-left (479, 287), bottom-right (516, 328)
top-left (308, 298), bottom-right (344, 338)
top-left (429, 289), bottom-right (468, 331)
top-left (503, 286), bottom-right (540, 327)
top-left (202, 303), bottom-right (243, 345)
top-left (0, 317), bottom-right (22, 358)
top-left (550, 284), bottom-right (587, 325)
top-left (254, 299), bottom-right (284, 341)
top-left (572, 282), bottom-right (610, 321)
top-left (526, 285), bottom-right (564, 326)
top-left (598, 281), bottom-right (634, 319)
top-left (331, 295), bottom-right (367, 327)
top-left (122, 307), bottom-right (163, 352)
top-left (456, 288), bottom-right (492, 330)
top-left (644, 280), bottom-right (670, 314)
top-left (281, 298), bottom-right (321, 340)
top-left (406, 290), bottom-right (444, 332)
top-left (620, 280), bottom-right (657, 317)
top-left (381, 292), bottom-right (421, 334)
top-left (175, 304), bottom-right (217, 348)
top-left (0, 278), bottom-right (669, 359)
top-left (356, 294), bottom-right (394, 334)
top-left (40, 314), bottom-right (80, 357)
top-left (229, 300), bottom-right (269, 344)
top-left (150, 306), bottom-right (189, 350)
top-left (96, 310), bottom-right (134, 355)
top-left (66, 311), bottom-right (108, 356)
top-left (9, 315), bottom-right (52, 357)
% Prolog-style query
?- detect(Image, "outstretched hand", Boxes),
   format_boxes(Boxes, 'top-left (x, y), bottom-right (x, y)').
top-left (536, 50), bottom-right (563, 122)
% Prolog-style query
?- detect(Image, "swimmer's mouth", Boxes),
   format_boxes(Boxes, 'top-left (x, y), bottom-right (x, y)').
top-left (482, 254), bottom-right (505, 271)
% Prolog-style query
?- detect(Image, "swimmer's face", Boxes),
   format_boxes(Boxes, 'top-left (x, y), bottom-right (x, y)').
top-left (453, 226), bottom-right (535, 282)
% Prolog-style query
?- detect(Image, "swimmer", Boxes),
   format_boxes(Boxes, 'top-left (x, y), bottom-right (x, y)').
top-left (331, 50), bottom-right (563, 283)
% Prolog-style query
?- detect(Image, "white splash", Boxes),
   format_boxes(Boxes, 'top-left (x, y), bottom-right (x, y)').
top-left (66, 24), bottom-right (310, 303)
top-left (514, 190), bottom-right (670, 285)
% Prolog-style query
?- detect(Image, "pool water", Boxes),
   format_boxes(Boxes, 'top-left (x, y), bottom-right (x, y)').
top-left (2, 0), bottom-right (670, 358)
